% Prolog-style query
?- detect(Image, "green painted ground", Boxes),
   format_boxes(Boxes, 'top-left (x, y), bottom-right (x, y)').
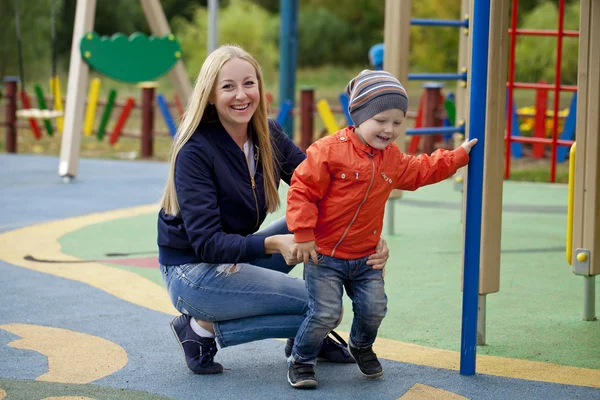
top-left (0, 378), bottom-right (175, 400)
top-left (61, 180), bottom-right (600, 370)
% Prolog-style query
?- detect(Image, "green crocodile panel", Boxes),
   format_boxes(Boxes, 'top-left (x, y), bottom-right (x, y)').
top-left (80, 32), bottom-right (182, 83)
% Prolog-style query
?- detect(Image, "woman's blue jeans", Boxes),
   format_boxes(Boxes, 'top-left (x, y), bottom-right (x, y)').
top-left (291, 255), bottom-right (387, 365)
top-left (160, 216), bottom-right (308, 348)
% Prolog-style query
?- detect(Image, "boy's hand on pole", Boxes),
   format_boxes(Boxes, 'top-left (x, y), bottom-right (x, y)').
top-left (461, 138), bottom-right (478, 154)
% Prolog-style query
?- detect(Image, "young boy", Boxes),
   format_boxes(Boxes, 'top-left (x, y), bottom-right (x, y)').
top-left (285, 70), bottom-right (477, 389)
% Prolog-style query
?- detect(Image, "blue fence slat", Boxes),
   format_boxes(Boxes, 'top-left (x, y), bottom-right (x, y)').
top-left (276, 100), bottom-right (293, 128)
top-left (338, 92), bottom-right (353, 126)
top-left (157, 94), bottom-right (177, 138)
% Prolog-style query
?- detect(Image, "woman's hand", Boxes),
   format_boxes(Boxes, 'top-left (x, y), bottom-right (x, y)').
top-left (461, 138), bottom-right (478, 154)
top-left (264, 234), bottom-right (300, 265)
top-left (367, 237), bottom-right (389, 277)
top-left (292, 241), bottom-right (319, 264)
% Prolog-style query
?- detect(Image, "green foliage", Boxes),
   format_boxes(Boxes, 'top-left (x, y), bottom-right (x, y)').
top-left (515, 1), bottom-right (580, 85)
top-left (0, 0), bottom-right (54, 82)
top-left (173, 0), bottom-right (279, 82)
top-left (301, 0), bottom-right (385, 66)
top-left (57, 0), bottom-right (149, 62)
top-left (297, 8), bottom-right (357, 67)
top-left (410, 0), bottom-right (461, 73)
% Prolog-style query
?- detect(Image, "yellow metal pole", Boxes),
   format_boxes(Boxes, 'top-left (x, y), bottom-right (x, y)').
top-left (83, 78), bottom-right (101, 136)
top-left (50, 76), bottom-right (64, 133)
top-left (566, 142), bottom-right (576, 265)
top-left (316, 99), bottom-right (340, 135)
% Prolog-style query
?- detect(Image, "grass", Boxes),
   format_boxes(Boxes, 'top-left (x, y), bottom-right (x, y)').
top-left (1, 65), bottom-right (575, 183)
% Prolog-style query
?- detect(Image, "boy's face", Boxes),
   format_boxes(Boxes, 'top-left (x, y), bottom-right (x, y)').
top-left (354, 108), bottom-right (406, 150)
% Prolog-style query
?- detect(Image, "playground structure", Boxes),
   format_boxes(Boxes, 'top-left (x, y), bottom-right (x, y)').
top-left (378, 0), bottom-right (600, 376)
top-left (1, 0), bottom-right (599, 381)
top-left (55, 0), bottom-right (193, 181)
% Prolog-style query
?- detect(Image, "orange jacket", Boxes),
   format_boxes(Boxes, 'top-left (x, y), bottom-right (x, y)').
top-left (286, 127), bottom-right (469, 259)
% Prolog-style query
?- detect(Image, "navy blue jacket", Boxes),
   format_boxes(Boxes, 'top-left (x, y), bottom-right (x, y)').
top-left (157, 119), bottom-right (306, 266)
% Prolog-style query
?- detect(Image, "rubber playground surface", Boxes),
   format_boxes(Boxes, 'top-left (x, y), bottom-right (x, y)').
top-left (1, 153), bottom-right (599, 400)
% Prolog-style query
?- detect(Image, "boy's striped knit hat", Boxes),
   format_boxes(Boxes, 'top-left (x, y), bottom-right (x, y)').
top-left (345, 70), bottom-right (408, 127)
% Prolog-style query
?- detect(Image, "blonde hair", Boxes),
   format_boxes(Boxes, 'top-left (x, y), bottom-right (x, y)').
top-left (160, 45), bottom-right (280, 216)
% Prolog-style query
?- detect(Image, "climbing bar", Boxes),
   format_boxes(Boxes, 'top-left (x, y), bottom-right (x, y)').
top-left (409, 72), bottom-right (467, 81)
top-left (83, 78), bottom-right (101, 136)
top-left (157, 94), bottom-right (177, 137)
top-left (509, 28), bottom-right (579, 37)
top-left (19, 91), bottom-right (42, 139)
top-left (33, 84), bottom-right (53, 136)
top-left (96, 89), bottom-right (117, 141)
top-left (509, 136), bottom-right (574, 147)
top-left (410, 18), bottom-right (469, 28)
top-left (109, 97), bottom-right (135, 146)
top-left (406, 125), bottom-right (465, 136)
top-left (50, 76), bottom-right (64, 132)
top-left (511, 82), bottom-right (577, 92)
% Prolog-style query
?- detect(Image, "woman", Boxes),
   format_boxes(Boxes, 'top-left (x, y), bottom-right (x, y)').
top-left (157, 45), bottom-right (389, 375)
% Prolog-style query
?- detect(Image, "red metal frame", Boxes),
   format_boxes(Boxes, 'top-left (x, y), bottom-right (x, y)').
top-left (505, 0), bottom-right (578, 182)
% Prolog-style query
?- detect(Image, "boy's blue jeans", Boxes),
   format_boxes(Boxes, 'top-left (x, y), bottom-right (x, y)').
top-left (291, 254), bottom-right (387, 365)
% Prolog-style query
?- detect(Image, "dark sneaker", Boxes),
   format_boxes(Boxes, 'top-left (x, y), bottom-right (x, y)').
top-left (170, 314), bottom-right (223, 374)
top-left (348, 343), bottom-right (383, 378)
top-left (285, 331), bottom-right (355, 363)
top-left (287, 362), bottom-right (318, 389)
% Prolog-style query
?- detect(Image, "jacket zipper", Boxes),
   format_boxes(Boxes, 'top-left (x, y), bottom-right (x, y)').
top-left (331, 157), bottom-right (376, 257)
top-left (243, 148), bottom-right (260, 229)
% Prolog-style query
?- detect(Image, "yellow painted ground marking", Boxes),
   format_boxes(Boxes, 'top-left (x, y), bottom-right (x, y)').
top-left (0, 204), bottom-right (176, 316)
top-left (43, 397), bottom-right (96, 400)
top-left (1, 205), bottom-right (599, 389)
top-left (0, 389), bottom-right (6, 399)
top-left (1, 323), bottom-right (127, 384)
top-left (374, 336), bottom-right (600, 389)
top-left (399, 383), bottom-right (468, 399)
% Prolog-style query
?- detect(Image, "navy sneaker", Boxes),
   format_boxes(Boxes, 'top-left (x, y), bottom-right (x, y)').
top-left (285, 330), bottom-right (355, 363)
top-left (348, 343), bottom-right (383, 379)
top-left (287, 362), bottom-right (318, 389)
top-left (170, 314), bottom-right (223, 374)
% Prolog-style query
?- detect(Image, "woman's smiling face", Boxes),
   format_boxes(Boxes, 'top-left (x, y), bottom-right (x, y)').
top-left (212, 57), bottom-right (260, 133)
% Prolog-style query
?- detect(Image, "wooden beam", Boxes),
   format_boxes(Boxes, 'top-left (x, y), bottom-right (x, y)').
top-left (58, 0), bottom-right (96, 179)
top-left (479, 0), bottom-right (510, 294)
top-left (139, 0), bottom-right (192, 105)
top-left (582, 0), bottom-right (600, 275)
top-left (384, 0), bottom-right (411, 200)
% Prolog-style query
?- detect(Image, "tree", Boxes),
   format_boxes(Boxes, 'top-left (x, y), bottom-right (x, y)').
top-left (0, 0), bottom-right (54, 83)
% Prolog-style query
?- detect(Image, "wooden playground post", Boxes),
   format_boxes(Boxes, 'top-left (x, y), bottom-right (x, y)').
top-left (58, 0), bottom-right (96, 180)
top-left (421, 83), bottom-right (444, 155)
top-left (300, 87), bottom-right (314, 153)
top-left (4, 77), bottom-right (18, 153)
top-left (383, 0), bottom-right (411, 234)
top-left (571, 0), bottom-right (600, 320)
top-left (139, 0), bottom-right (192, 104)
top-left (455, 0), bottom-right (471, 136)
top-left (140, 82), bottom-right (157, 158)
top-left (384, 0), bottom-right (410, 153)
top-left (475, 0), bottom-right (510, 344)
